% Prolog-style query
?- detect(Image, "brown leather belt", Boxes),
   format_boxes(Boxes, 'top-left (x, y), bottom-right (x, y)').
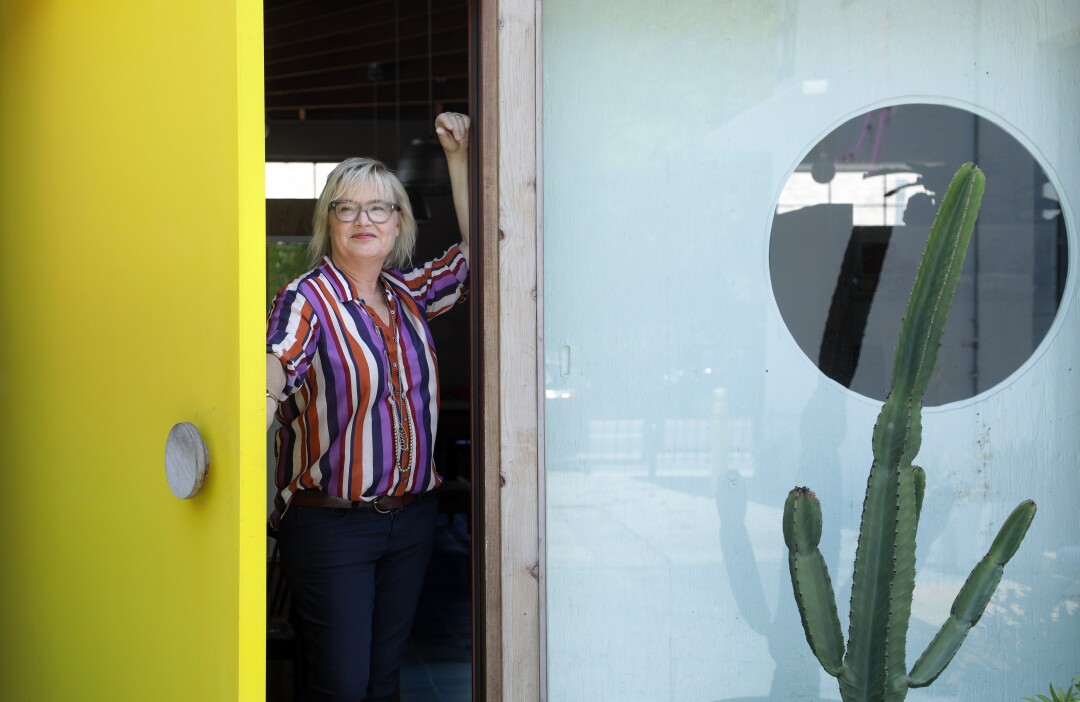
top-left (289, 490), bottom-right (423, 514)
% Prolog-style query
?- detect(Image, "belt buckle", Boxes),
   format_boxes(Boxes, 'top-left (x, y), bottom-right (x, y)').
top-left (373, 496), bottom-right (392, 514)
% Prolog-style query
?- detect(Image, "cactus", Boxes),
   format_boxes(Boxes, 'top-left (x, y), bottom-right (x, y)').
top-left (783, 163), bottom-right (1037, 702)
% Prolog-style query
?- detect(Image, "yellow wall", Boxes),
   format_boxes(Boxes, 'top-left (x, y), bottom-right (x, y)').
top-left (0, 1), bottom-right (264, 699)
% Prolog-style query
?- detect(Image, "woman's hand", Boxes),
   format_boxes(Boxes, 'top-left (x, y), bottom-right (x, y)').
top-left (435, 112), bottom-right (472, 258)
top-left (267, 353), bottom-right (286, 430)
top-left (435, 112), bottom-right (470, 161)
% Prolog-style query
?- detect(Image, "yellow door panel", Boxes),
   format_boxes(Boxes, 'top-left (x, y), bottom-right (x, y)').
top-left (0, 1), bottom-right (264, 699)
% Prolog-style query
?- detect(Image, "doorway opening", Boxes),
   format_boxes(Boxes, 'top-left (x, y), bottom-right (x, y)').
top-left (262, 1), bottom-right (476, 700)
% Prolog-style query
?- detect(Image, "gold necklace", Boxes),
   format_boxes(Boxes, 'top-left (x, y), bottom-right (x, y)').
top-left (359, 284), bottom-right (413, 476)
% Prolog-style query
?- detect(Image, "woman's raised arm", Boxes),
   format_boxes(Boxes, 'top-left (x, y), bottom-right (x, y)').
top-left (435, 112), bottom-right (471, 262)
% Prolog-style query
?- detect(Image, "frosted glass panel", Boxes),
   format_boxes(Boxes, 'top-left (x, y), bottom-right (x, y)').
top-left (542, 2), bottom-right (1080, 701)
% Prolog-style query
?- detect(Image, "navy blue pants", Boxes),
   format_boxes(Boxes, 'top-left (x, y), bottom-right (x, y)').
top-left (278, 496), bottom-right (437, 701)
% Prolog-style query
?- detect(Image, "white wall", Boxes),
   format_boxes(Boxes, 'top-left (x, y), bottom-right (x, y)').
top-left (542, 1), bottom-right (1080, 700)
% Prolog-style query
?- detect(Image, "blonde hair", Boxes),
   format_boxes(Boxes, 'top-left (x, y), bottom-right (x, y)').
top-left (308, 157), bottom-right (417, 269)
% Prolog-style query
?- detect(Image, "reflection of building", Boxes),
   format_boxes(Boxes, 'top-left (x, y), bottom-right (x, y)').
top-left (772, 105), bottom-right (1069, 404)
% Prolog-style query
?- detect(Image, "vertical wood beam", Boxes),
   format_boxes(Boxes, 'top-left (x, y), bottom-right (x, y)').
top-left (495, 0), bottom-right (543, 698)
top-left (475, 0), bottom-right (505, 699)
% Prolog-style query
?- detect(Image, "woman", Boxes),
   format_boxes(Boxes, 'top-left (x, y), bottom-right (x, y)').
top-left (266, 112), bottom-right (471, 701)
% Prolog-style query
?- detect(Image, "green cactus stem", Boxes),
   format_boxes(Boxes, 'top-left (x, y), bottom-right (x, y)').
top-left (782, 163), bottom-right (1038, 702)
top-left (908, 499), bottom-right (1037, 687)
top-left (913, 466), bottom-right (925, 521)
top-left (784, 487), bottom-right (844, 676)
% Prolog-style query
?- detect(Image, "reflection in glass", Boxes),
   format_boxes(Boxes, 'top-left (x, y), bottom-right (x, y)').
top-left (770, 104), bottom-right (1069, 405)
top-left (543, 1), bottom-right (1080, 695)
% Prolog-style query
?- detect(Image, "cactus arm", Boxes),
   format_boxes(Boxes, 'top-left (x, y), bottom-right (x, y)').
top-left (870, 163), bottom-right (984, 473)
top-left (784, 488), bottom-right (845, 676)
top-left (987, 499), bottom-right (1038, 563)
top-left (887, 162), bottom-right (986, 409)
top-left (908, 500), bottom-right (1036, 687)
top-left (913, 466), bottom-right (925, 521)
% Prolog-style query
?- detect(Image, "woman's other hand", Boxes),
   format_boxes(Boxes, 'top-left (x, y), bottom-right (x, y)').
top-left (435, 112), bottom-right (470, 161)
top-left (267, 353), bottom-right (286, 430)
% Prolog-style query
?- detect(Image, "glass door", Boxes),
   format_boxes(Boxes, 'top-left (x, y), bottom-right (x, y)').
top-left (542, 2), bottom-right (1079, 700)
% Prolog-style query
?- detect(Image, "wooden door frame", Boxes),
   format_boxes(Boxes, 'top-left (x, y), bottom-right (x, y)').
top-left (474, 0), bottom-right (544, 699)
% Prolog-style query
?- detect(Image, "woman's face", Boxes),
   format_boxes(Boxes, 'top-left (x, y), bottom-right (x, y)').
top-left (327, 184), bottom-right (400, 266)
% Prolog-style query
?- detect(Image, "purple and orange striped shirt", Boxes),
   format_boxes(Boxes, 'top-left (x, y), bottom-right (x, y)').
top-left (267, 244), bottom-right (469, 526)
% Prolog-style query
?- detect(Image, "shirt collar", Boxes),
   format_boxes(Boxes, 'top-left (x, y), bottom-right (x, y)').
top-left (320, 255), bottom-right (396, 303)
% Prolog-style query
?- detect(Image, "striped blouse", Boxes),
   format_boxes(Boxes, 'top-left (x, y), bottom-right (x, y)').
top-left (266, 244), bottom-right (469, 526)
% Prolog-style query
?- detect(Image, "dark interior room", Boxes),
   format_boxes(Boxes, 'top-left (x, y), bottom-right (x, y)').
top-left (263, 2), bottom-right (474, 700)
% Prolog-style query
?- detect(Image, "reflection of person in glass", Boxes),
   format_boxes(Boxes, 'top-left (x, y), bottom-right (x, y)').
top-left (265, 112), bottom-right (471, 701)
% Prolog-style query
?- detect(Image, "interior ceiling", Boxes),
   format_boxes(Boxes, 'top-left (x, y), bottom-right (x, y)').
top-left (264, 0), bottom-right (469, 122)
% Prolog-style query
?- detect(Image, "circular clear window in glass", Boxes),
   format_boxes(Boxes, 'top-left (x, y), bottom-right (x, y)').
top-left (770, 104), bottom-right (1068, 405)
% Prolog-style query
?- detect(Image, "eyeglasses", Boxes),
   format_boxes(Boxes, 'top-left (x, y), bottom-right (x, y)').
top-left (330, 200), bottom-right (400, 224)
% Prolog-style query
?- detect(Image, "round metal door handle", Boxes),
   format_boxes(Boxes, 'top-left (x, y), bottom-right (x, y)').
top-left (165, 422), bottom-right (209, 499)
